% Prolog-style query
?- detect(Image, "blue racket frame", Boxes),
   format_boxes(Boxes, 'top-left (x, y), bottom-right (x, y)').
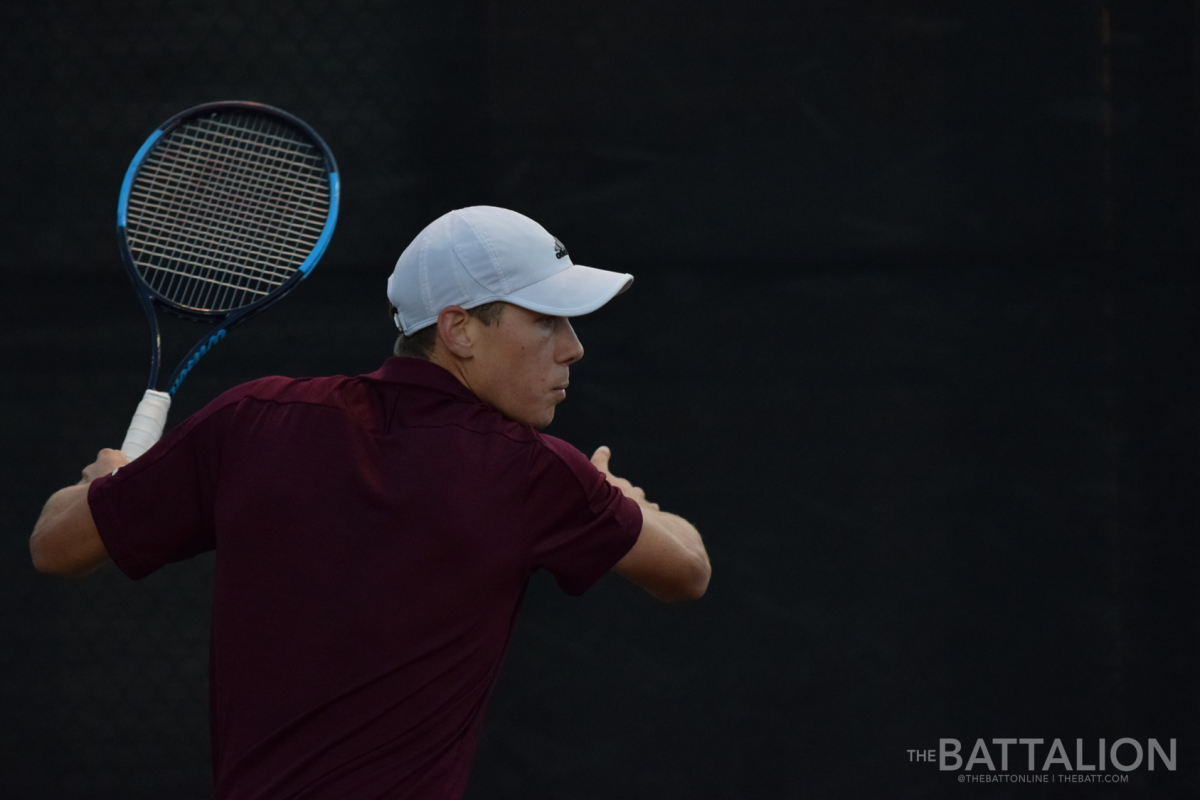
top-left (116, 101), bottom-right (340, 395)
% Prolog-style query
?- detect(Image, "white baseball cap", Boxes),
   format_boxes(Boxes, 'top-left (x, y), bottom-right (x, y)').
top-left (386, 206), bottom-right (634, 334)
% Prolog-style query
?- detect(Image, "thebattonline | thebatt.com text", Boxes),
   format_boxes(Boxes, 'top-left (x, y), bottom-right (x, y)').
top-left (905, 738), bottom-right (1176, 772)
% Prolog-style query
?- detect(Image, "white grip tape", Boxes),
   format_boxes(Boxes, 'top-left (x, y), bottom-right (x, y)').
top-left (120, 390), bottom-right (172, 460)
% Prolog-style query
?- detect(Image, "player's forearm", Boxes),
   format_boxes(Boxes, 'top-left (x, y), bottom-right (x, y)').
top-left (637, 506), bottom-right (711, 600)
top-left (592, 446), bottom-right (711, 601)
top-left (30, 483), bottom-right (109, 577)
top-left (644, 508), bottom-right (708, 564)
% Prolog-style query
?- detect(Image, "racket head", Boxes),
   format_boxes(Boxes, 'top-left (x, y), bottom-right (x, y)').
top-left (116, 101), bottom-right (340, 321)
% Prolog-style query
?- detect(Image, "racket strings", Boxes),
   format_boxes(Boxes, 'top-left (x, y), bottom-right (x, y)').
top-left (135, 113), bottom-right (327, 308)
top-left (133, 114), bottom-right (326, 309)
top-left (124, 111), bottom-right (332, 312)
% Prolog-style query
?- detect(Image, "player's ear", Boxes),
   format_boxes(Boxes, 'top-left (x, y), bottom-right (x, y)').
top-left (436, 306), bottom-right (475, 358)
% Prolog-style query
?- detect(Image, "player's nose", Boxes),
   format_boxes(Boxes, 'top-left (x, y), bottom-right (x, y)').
top-left (558, 319), bottom-right (584, 364)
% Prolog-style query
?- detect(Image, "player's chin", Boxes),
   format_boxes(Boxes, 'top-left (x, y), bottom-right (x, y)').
top-left (529, 401), bottom-right (559, 430)
top-left (519, 390), bottom-right (565, 429)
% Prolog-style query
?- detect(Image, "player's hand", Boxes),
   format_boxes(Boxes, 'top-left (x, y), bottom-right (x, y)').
top-left (590, 446), bottom-right (659, 511)
top-left (78, 448), bottom-right (130, 485)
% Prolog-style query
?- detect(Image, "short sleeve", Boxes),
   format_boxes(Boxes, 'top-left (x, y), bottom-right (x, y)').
top-left (87, 397), bottom-right (234, 580)
top-left (525, 434), bottom-right (642, 595)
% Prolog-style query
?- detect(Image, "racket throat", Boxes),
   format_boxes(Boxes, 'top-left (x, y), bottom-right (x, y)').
top-left (166, 328), bottom-right (228, 395)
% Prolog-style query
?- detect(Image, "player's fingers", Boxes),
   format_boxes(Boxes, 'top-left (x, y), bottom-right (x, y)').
top-left (590, 446), bottom-right (611, 471)
top-left (631, 485), bottom-right (646, 501)
top-left (98, 448), bottom-right (130, 468)
top-left (82, 448), bottom-right (129, 482)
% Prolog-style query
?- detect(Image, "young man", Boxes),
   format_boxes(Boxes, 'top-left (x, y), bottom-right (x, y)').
top-left (30, 206), bottom-right (710, 798)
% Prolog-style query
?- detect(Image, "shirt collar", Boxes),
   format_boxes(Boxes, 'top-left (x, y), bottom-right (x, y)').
top-left (372, 357), bottom-right (482, 404)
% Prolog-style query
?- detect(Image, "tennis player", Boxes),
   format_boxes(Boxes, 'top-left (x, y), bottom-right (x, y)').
top-left (30, 206), bottom-right (710, 798)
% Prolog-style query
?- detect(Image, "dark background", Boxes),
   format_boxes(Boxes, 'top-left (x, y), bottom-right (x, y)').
top-left (2, 1), bottom-right (1197, 798)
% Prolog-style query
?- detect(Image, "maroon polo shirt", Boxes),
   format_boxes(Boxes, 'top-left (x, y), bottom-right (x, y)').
top-left (87, 357), bottom-right (642, 799)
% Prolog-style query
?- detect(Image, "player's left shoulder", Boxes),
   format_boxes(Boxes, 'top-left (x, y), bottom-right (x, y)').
top-left (529, 431), bottom-right (609, 497)
top-left (532, 430), bottom-right (586, 463)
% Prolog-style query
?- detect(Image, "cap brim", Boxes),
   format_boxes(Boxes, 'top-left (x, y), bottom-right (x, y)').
top-left (500, 263), bottom-right (633, 317)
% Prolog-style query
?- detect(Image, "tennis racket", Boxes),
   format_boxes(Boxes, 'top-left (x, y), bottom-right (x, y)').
top-left (115, 101), bottom-right (339, 459)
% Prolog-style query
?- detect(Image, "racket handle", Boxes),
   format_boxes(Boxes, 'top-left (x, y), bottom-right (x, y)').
top-left (120, 390), bottom-right (172, 460)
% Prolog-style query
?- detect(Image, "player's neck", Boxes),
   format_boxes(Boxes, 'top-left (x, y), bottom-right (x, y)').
top-left (427, 347), bottom-right (476, 396)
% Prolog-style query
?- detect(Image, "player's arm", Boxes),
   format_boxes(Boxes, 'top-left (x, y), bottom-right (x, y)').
top-left (30, 449), bottom-right (126, 577)
top-left (591, 447), bottom-right (710, 602)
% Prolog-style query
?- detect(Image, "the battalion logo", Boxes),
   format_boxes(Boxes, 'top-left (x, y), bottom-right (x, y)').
top-left (553, 237), bottom-right (569, 259)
